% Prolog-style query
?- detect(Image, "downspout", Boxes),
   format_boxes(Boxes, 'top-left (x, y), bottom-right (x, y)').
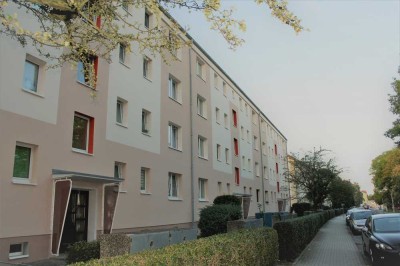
top-left (285, 142), bottom-right (291, 212)
top-left (189, 48), bottom-right (195, 228)
top-left (257, 111), bottom-right (266, 214)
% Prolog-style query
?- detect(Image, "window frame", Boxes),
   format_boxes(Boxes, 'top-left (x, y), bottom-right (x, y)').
top-left (196, 58), bottom-right (205, 79)
top-left (116, 99), bottom-right (124, 125)
top-left (143, 56), bottom-right (152, 80)
top-left (168, 172), bottom-right (180, 199)
top-left (198, 135), bottom-right (207, 159)
top-left (119, 43), bottom-right (127, 64)
top-left (168, 75), bottom-right (181, 103)
top-left (168, 123), bottom-right (181, 150)
top-left (72, 112), bottom-right (94, 154)
top-left (197, 95), bottom-right (207, 118)
top-left (12, 143), bottom-right (34, 182)
top-left (9, 242), bottom-right (29, 260)
top-left (142, 109), bottom-right (151, 135)
top-left (216, 144), bottom-right (221, 161)
top-left (23, 60), bottom-right (39, 93)
top-left (77, 55), bottom-right (98, 88)
top-left (198, 178), bottom-right (207, 201)
top-left (140, 167), bottom-right (150, 193)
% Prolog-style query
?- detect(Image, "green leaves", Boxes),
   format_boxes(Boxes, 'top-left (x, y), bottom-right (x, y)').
top-left (386, 78), bottom-right (400, 146)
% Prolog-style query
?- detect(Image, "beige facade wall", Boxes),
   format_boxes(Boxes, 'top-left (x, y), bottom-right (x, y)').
top-left (0, 5), bottom-right (289, 263)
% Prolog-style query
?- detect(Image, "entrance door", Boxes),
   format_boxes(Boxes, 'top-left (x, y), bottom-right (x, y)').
top-left (60, 190), bottom-right (89, 253)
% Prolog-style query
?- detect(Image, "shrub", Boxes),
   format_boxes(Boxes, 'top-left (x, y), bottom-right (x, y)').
top-left (72, 228), bottom-right (278, 266)
top-left (213, 195), bottom-right (241, 206)
top-left (198, 204), bottom-right (242, 237)
top-left (67, 241), bottom-right (100, 264)
top-left (292, 202), bottom-right (311, 216)
top-left (98, 234), bottom-right (131, 258)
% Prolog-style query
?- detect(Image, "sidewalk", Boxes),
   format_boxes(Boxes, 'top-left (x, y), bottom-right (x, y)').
top-left (294, 215), bottom-right (370, 266)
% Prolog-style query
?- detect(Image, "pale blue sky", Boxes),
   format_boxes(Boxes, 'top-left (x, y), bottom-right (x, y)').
top-left (171, 0), bottom-right (400, 193)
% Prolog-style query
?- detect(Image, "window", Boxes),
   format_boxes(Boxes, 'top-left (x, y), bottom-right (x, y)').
top-left (235, 167), bottom-right (240, 185)
top-left (223, 82), bottom-right (227, 97)
top-left (197, 95), bottom-right (206, 118)
top-left (244, 186), bottom-right (247, 194)
top-left (254, 136), bottom-right (259, 150)
top-left (216, 144), bottom-right (221, 161)
top-left (256, 189), bottom-right (260, 202)
top-left (241, 126), bottom-right (244, 139)
top-left (242, 156), bottom-right (246, 169)
top-left (224, 113), bottom-right (228, 128)
top-left (248, 158), bottom-right (251, 172)
top-left (215, 108), bottom-right (220, 123)
top-left (227, 183), bottom-right (231, 194)
top-left (9, 242), bottom-right (28, 259)
top-left (119, 43), bottom-right (127, 64)
top-left (140, 167), bottom-right (149, 193)
top-left (232, 110), bottom-right (237, 127)
top-left (198, 136), bottom-right (207, 158)
top-left (23, 60), bottom-right (39, 92)
top-left (116, 99), bottom-right (126, 125)
top-left (168, 123), bottom-right (181, 150)
top-left (214, 73), bottom-right (218, 89)
top-left (143, 56), bottom-right (152, 79)
top-left (142, 109), bottom-right (151, 134)
top-left (239, 98), bottom-right (243, 110)
top-left (262, 142), bottom-right (266, 155)
top-left (255, 162), bottom-right (260, 177)
top-left (266, 191), bottom-right (270, 203)
top-left (144, 10), bottom-right (150, 28)
top-left (196, 58), bottom-right (205, 79)
top-left (13, 144), bottom-right (32, 179)
top-left (218, 182), bottom-right (222, 195)
top-left (72, 113), bottom-right (94, 154)
top-left (245, 103), bottom-right (248, 116)
top-left (276, 163), bottom-right (279, 174)
top-left (225, 148), bottom-right (230, 164)
top-left (249, 187), bottom-right (252, 196)
top-left (274, 144), bottom-right (277, 155)
top-left (264, 166), bottom-right (267, 178)
top-left (168, 75), bottom-right (181, 102)
top-left (77, 55), bottom-right (98, 87)
top-left (198, 178), bottom-right (207, 200)
top-left (277, 182), bottom-right (280, 193)
top-left (168, 172), bottom-right (180, 198)
top-left (252, 110), bottom-right (257, 124)
top-left (233, 138), bottom-right (238, 155)
top-left (247, 130), bottom-right (250, 142)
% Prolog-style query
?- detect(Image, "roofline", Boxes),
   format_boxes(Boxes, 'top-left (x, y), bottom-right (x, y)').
top-left (159, 6), bottom-right (287, 141)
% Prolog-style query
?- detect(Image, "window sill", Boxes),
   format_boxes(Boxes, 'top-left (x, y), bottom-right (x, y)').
top-left (119, 190), bottom-right (128, 193)
top-left (196, 74), bottom-right (206, 82)
top-left (76, 81), bottom-right (96, 90)
top-left (168, 197), bottom-right (182, 201)
top-left (9, 255), bottom-right (29, 260)
top-left (142, 132), bottom-right (151, 137)
top-left (217, 159), bottom-right (222, 162)
top-left (143, 76), bottom-right (152, 82)
top-left (198, 156), bottom-right (208, 161)
top-left (119, 61), bottom-right (131, 69)
top-left (21, 88), bottom-right (44, 98)
top-left (169, 97), bottom-right (183, 105)
top-left (140, 191), bottom-right (152, 195)
top-left (168, 146), bottom-right (182, 152)
top-left (72, 149), bottom-right (93, 156)
top-left (198, 114), bottom-right (207, 120)
top-left (12, 178), bottom-right (37, 186)
top-left (116, 122), bottom-right (128, 128)
top-left (199, 199), bottom-right (209, 202)
top-left (216, 121), bottom-right (220, 125)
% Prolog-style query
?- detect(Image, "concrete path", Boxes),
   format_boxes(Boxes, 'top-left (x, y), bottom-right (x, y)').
top-left (294, 215), bottom-right (370, 266)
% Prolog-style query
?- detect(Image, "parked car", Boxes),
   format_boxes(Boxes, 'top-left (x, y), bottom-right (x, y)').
top-left (349, 209), bottom-right (372, 234)
top-left (346, 208), bottom-right (360, 226)
top-left (361, 213), bottom-right (400, 266)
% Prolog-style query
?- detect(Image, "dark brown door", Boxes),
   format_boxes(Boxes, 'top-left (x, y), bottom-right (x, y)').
top-left (60, 190), bottom-right (89, 253)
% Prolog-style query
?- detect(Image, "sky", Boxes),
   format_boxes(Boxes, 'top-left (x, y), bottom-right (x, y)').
top-left (170, 0), bottom-right (400, 194)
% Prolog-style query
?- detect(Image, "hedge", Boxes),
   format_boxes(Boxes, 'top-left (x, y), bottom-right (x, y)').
top-left (67, 241), bottom-right (100, 264)
top-left (273, 209), bottom-right (342, 261)
top-left (73, 228), bottom-right (278, 266)
top-left (198, 204), bottom-right (242, 237)
top-left (213, 195), bottom-right (241, 206)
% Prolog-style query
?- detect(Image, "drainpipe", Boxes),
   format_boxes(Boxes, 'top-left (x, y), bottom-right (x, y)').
top-left (286, 141), bottom-right (291, 212)
top-left (189, 48), bottom-right (195, 228)
top-left (257, 111), bottom-right (266, 215)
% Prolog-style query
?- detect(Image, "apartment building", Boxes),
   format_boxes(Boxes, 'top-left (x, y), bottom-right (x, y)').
top-left (0, 4), bottom-right (289, 263)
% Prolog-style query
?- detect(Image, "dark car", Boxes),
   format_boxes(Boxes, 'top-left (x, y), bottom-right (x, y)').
top-left (349, 209), bottom-right (372, 234)
top-left (346, 208), bottom-right (361, 226)
top-left (361, 213), bottom-right (400, 266)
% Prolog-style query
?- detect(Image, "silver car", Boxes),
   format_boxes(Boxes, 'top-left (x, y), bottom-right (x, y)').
top-left (349, 210), bottom-right (372, 234)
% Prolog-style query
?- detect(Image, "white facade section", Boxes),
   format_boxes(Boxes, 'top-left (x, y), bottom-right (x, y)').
top-left (238, 98), bottom-right (254, 180)
top-left (0, 5), bottom-right (61, 125)
top-left (211, 71), bottom-right (232, 173)
top-left (105, 8), bottom-right (161, 154)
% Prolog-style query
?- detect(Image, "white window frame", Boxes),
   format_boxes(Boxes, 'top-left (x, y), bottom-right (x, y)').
top-left (116, 99), bottom-right (124, 125)
top-left (214, 73), bottom-right (218, 89)
top-left (198, 178), bottom-right (207, 201)
top-left (248, 159), bottom-right (251, 172)
top-left (242, 156), bottom-right (246, 170)
top-left (197, 95), bottom-right (207, 118)
top-left (225, 148), bottom-right (230, 164)
top-left (22, 54), bottom-right (46, 96)
top-left (168, 172), bottom-right (180, 199)
top-left (9, 242), bottom-right (29, 260)
top-left (119, 43), bottom-right (127, 64)
top-left (140, 167), bottom-right (150, 193)
top-left (224, 113), bottom-right (228, 129)
top-left (72, 113), bottom-right (90, 153)
top-left (144, 10), bottom-right (151, 28)
top-left (23, 60), bottom-right (39, 93)
top-left (223, 82), bottom-right (227, 97)
top-left (168, 123), bottom-right (181, 150)
top-left (215, 107), bottom-right (220, 124)
top-left (142, 109), bottom-right (151, 134)
top-left (143, 56), bottom-right (152, 80)
top-left (198, 135), bottom-right (207, 159)
top-left (255, 162), bottom-right (260, 177)
top-left (168, 75), bottom-right (181, 103)
top-left (216, 144), bottom-right (221, 161)
top-left (196, 58), bottom-right (205, 79)
top-left (241, 126), bottom-right (244, 139)
top-left (254, 136), bottom-right (259, 150)
top-left (12, 143), bottom-right (34, 184)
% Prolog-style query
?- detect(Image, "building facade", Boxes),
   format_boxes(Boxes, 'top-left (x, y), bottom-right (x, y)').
top-left (0, 4), bottom-right (289, 263)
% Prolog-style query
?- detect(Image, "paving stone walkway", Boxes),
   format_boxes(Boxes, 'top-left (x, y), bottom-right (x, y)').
top-left (294, 215), bottom-right (370, 266)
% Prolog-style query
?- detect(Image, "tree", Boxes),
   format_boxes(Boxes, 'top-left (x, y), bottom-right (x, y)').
top-left (0, 0), bottom-right (305, 86)
top-left (352, 182), bottom-right (363, 207)
top-left (328, 178), bottom-right (355, 208)
top-left (286, 148), bottom-right (341, 209)
top-left (370, 148), bottom-right (400, 211)
top-left (385, 78), bottom-right (400, 146)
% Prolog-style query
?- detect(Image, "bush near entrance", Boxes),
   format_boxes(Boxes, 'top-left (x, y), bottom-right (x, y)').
top-left (273, 209), bottom-right (343, 261)
top-left (291, 202), bottom-right (311, 216)
top-left (213, 195), bottom-right (241, 206)
top-left (66, 241), bottom-right (100, 264)
top-left (72, 228), bottom-right (278, 266)
top-left (198, 204), bottom-right (242, 237)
